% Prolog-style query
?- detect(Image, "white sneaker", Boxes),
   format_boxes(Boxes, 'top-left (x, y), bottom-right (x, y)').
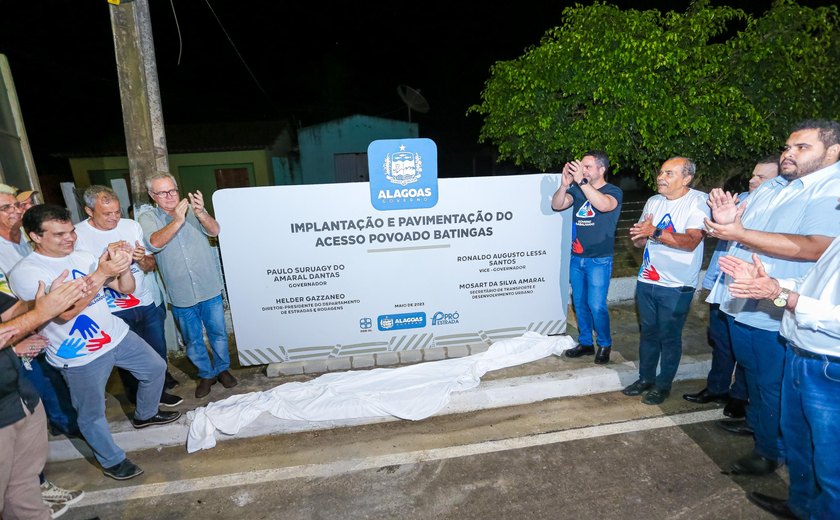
top-left (41, 479), bottom-right (85, 506)
top-left (44, 500), bottom-right (68, 519)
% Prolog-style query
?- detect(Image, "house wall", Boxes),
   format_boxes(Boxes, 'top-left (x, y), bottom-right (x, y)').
top-left (296, 115), bottom-right (418, 185)
top-left (69, 149), bottom-right (273, 212)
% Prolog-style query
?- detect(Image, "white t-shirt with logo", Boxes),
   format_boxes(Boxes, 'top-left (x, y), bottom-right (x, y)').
top-left (8, 250), bottom-right (130, 368)
top-left (74, 218), bottom-right (154, 311)
top-left (637, 189), bottom-right (709, 288)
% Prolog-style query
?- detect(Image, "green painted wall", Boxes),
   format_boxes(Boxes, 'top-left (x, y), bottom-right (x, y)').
top-left (69, 149), bottom-right (272, 212)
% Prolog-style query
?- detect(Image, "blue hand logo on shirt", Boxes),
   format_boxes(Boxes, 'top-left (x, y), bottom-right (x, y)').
top-left (103, 287), bottom-right (121, 309)
top-left (56, 337), bottom-right (87, 359)
top-left (69, 315), bottom-right (101, 339)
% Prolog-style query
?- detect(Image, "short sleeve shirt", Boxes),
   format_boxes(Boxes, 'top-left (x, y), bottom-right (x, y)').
top-left (569, 183), bottom-right (623, 258)
top-left (8, 251), bottom-right (129, 368)
top-left (138, 207), bottom-right (223, 308)
top-left (74, 218), bottom-right (154, 310)
top-left (637, 189), bottom-right (709, 288)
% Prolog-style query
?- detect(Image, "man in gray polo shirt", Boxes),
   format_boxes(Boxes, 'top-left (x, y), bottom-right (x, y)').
top-left (139, 173), bottom-right (237, 398)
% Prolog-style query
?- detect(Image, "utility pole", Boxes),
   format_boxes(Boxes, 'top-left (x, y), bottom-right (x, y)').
top-left (109, 0), bottom-right (168, 210)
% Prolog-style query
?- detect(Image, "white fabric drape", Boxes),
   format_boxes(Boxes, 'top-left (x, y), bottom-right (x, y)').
top-left (187, 332), bottom-right (575, 452)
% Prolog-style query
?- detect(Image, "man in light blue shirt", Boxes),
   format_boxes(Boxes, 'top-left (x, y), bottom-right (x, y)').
top-left (706, 119), bottom-right (840, 478)
top-left (139, 173), bottom-right (238, 399)
top-left (683, 157), bottom-right (779, 422)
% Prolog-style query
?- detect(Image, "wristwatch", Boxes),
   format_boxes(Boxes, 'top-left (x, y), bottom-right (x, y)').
top-left (773, 288), bottom-right (791, 308)
top-left (578, 178), bottom-right (589, 186)
top-left (651, 228), bottom-right (663, 242)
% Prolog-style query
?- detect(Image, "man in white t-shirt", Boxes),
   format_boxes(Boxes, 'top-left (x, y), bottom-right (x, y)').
top-left (74, 185), bottom-right (181, 406)
top-left (0, 184), bottom-right (32, 274)
top-left (625, 157), bottom-right (710, 405)
top-left (8, 204), bottom-right (181, 481)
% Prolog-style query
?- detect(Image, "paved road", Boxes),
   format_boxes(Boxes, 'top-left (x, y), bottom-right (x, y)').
top-left (47, 378), bottom-right (786, 520)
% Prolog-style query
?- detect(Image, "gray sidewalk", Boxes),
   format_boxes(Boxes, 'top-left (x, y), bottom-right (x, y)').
top-left (47, 289), bottom-right (715, 463)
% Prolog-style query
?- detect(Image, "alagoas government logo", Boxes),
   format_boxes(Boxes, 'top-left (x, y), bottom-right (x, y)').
top-left (368, 138), bottom-right (439, 211)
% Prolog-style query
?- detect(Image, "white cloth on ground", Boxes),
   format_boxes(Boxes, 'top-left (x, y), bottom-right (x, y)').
top-left (187, 332), bottom-right (575, 452)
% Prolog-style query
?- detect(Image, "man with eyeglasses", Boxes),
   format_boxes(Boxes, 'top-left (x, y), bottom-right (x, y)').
top-left (139, 173), bottom-right (237, 398)
top-left (0, 184), bottom-right (32, 274)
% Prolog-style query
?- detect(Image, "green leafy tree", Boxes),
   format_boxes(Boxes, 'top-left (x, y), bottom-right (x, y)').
top-left (469, 0), bottom-right (840, 188)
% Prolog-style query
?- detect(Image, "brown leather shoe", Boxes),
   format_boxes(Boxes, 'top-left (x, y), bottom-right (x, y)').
top-left (195, 377), bottom-right (217, 398)
top-left (217, 370), bottom-right (238, 389)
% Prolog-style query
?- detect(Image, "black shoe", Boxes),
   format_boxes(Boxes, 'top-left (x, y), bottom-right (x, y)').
top-left (564, 345), bottom-right (595, 358)
top-left (727, 453), bottom-right (780, 476)
top-left (217, 369), bottom-right (238, 389)
top-left (642, 387), bottom-right (670, 405)
top-left (622, 379), bottom-right (654, 396)
top-left (717, 418), bottom-right (754, 436)
top-left (159, 392), bottom-right (183, 407)
top-left (103, 458), bottom-right (144, 480)
top-left (164, 371), bottom-right (180, 390)
top-left (682, 388), bottom-right (729, 404)
top-left (195, 377), bottom-right (217, 398)
top-left (132, 410), bottom-right (182, 429)
top-left (724, 398), bottom-right (747, 418)
top-left (594, 347), bottom-right (610, 365)
top-left (746, 492), bottom-right (797, 518)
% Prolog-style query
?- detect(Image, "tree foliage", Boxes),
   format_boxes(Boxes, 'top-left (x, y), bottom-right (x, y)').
top-left (468, 0), bottom-right (840, 188)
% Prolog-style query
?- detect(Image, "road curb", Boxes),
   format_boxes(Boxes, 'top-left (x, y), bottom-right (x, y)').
top-left (47, 353), bottom-right (711, 462)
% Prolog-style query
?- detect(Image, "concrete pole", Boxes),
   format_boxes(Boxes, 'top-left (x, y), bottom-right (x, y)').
top-left (109, 0), bottom-right (169, 210)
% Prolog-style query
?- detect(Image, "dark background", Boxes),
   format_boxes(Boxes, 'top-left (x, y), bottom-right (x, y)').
top-left (0, 0), bottom-right (828, 181)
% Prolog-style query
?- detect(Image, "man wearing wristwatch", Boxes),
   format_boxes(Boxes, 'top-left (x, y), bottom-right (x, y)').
top-left (718, 230), bottom-right (840, 520)
top-left (704, 119), bottom-right (840, 480)
top-left (139, 173), bottom-right (238, 399)
top-left (551, 151), bottom-right (623, 365)
top-left (625, 156), bottom-right (709, 405)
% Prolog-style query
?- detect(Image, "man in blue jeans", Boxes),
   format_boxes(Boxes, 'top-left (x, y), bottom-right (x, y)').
top-left (551, 151), bottom-right (623, 364)
top-left (140, 173), bottom-right (237, 399)
top-left (706, 119), bottom-right (840, 477)
top-left (625, 157), bottom-right (709, 405)
top-left (9, 204), bottom-right (180, 480)
top-left (684, 157), bottom-right (779, 423)
top-left (74, 185), bottom-right (182, 406)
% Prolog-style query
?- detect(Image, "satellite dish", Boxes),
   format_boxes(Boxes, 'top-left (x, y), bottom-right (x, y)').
top-left (397, 85), bottom-right (430, 122)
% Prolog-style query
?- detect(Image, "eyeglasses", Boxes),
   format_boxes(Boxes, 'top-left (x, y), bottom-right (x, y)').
top-left (151, 189), bottom-right (179, 198)
top-left (0, 202), bottom-right (22, 213)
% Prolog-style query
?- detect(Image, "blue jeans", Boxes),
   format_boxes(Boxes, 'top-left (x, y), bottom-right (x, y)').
top-left (569, 256), bottom-right (613, 348)
top-left (61, 331), bottom-right (165, 468)
top-left (706, 303), bottom-right (747, 400)
top-left (635, 282), bottom-right (695, 391)
top-left (19, 354), bottom-right (79, 436)
top-left (171, 294), bottom-right (231, 379)
top-left (114, 302), bottom-right (168, 402)
top-left (782, 345), bottom-right (840, 519)
top-left (727, 317), bottom-right (786, 463)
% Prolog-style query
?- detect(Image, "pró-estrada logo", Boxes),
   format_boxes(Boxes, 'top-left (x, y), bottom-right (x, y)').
top-left (377, 312), bottom-right (426, 331)
top-left (431, 311), bottom-right (459, 326)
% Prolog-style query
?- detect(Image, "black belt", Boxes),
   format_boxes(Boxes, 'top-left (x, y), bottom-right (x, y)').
top-left (792, 345), bottom-right (840, 365)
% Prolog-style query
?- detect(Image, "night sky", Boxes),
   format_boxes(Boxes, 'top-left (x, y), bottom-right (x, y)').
top-left (0, 0), bottom-right (826, 179)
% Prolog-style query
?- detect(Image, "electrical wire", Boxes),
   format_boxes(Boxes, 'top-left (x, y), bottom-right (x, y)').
top-left (203, 0), bottom-right (277, 112)
top-left (169, 0), bottom-right (183, 65)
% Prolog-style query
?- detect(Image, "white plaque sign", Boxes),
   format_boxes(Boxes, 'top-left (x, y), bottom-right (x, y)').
top-left (214, 173), bottom-right (571, 365)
